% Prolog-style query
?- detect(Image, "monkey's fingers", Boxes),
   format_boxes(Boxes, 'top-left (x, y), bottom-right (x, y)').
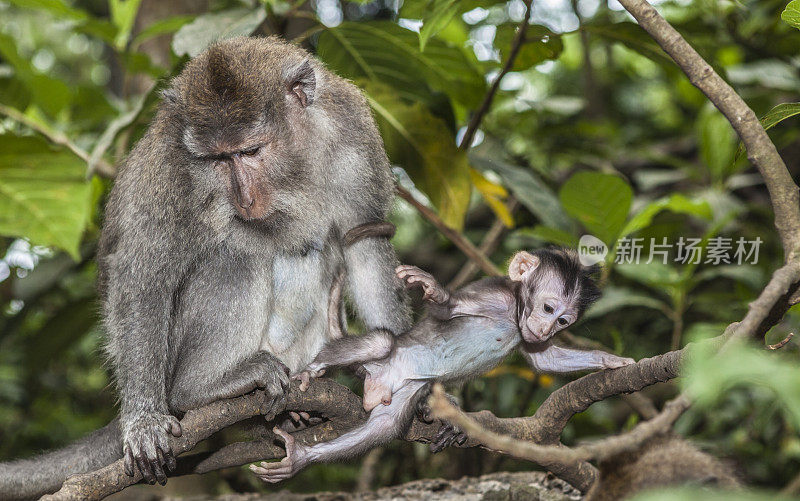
top-left (296, 372), bottom-right (311, 392)
top-left (123, 445), bottom-right (135, 477)
top-left (249, 460), bottom-right (294, 483)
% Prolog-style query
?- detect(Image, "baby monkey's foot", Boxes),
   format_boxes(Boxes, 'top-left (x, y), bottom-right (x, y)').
top-left (293, 366), bottom-right (326, 392)
top-left (396, 265), bottom-right (449, 304)
top-left (250, 427), bottom-right (307, 483)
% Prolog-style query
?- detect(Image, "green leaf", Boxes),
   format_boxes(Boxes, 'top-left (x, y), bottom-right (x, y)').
top-left (0, 135), bottom-right (93, 260)
top-left (132, 15), bottom-right (196, 49)
top-left (683, 339), bottom-right (800, 431)
top-left (364, 82), bottom-right (471, 229)
top-left (413, 0), bottom-right (462, 51)
top-left (734, 102), bottom-right (800, 162)
top-left (559, 171), bottom-right (632, 245)
top-left (469, 154), bottom-right (574, 232)
top-left (584, 286), bottom-right (669, 320)
top-left (782, 0), bottom-right (800, 30)
top-left (512, 225), bottom-right (578, 248)
top-left (0, 34), bottom-right (72, 116)
top-left (5, 0), bottom-right (89, 21)
top-left (761, 101), bottom-right (800, 130)
top-left (494, 24), bottom-right (563, 70)
top-left (317, 21), bottom-right (485, 109)
top-left (109, 0), bottom-right (143, 50)
top-left (697, 105), bottom-right (736, 181)
top-left (172, 8), bottom-right (267, 58)
top-left (615, 261), bottom-right (683, 292)
top-left (621, 194), bottom-right (712, 237)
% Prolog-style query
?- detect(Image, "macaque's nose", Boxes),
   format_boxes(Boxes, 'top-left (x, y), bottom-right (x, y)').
top-left (229, 158), bottom-right (256, 216)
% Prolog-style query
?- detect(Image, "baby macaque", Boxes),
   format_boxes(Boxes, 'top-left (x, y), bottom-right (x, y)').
top-left (251, 248), bottom-right (635, 483)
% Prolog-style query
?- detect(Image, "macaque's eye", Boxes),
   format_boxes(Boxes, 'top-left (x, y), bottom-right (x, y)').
top-left (557, 317), bottom-right (568, 326)
top-left (543, 304), bottom-right (554, 314)
top-left (242, 146), bottom-right (261, 157)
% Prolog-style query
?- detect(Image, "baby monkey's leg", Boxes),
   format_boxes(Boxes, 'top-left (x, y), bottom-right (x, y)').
top-left (295, 330), bottom-right (395, 390)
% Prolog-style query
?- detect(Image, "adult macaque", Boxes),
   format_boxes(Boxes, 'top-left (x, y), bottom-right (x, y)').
top-left (252, 248), bottom-right (636, 483)
top-left (0, 37), bottom-right (410, 499)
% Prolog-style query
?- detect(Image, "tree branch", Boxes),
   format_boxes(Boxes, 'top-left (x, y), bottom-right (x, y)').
top-left (0, 104), bottom-right (116, 178)
top-left (397, 185), bottom-right (502, 277)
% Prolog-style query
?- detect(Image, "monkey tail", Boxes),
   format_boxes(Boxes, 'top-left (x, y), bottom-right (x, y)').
top-left (0, 418), bottom-right (122, 500)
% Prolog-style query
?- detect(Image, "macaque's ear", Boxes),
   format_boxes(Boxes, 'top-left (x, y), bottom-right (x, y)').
top-left (287, 60), bottom-right (316, 107)
top-left (508, 251), bottom-right (539, 281)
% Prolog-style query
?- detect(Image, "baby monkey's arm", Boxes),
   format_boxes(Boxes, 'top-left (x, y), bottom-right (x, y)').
top-left (396, 265), bottom-right (500, 321)
top-left (521, 342), bottom-right (635, 373)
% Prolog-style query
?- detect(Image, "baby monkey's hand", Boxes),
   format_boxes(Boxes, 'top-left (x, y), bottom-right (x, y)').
top-left (396, 265), bottom-right (449, 304)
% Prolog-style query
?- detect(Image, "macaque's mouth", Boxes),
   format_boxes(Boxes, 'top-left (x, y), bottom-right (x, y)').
top-left (520, 326), bottom-right (546, 343)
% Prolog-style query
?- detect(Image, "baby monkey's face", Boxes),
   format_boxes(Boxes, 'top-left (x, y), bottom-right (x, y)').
top-left (508, 250), bottom-right (586, 343)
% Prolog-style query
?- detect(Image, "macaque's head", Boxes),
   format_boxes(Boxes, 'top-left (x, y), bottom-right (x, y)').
top-left (163, 37), bottom-right (323, 242)
top-left (509, 248), bottom-right (600, 343)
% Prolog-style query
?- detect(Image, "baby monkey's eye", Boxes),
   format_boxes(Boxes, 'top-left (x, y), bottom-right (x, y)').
top-left (557, 317), bottom-right (568, 326)
top-left (242, 146), bottom-right (261, 157)
top-left (543, 304), bottom-right (554, 314)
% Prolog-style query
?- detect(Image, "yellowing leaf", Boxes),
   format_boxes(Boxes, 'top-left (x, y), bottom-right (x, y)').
top-left (470, 168), bottom-right (513, 227)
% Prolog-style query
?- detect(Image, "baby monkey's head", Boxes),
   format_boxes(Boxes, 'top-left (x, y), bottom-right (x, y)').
top-left (509, 247), bottom-right (600, 343)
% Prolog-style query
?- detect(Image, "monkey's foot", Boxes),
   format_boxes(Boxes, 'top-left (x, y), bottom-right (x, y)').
top-left (430, 421), bottom-right (467, 453)
top-left (250, 427), bottom-right (307, 483)
top-left (122, 412), bottom-right (183, 485)
top-left (601, 354), bottom-right (636, 370)
top-left (396, 265), bottom-right (449, 304)
top-left (293, 367), bottom-right (326, 392)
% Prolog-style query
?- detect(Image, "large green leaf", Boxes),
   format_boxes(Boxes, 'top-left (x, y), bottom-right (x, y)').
top-left (782, 0), bottom-right (800, 30)
top-left (364, 82), bottom-right (471, 229)
top-left (584, 286), bottom-right (669, 320)
top-left (512, 225), bottom-right (578, 248)
top-left (559, 171), bottom-right (632, 245)
top-left (697, 105), bottom-right (737, 181)
top-left (494, 24), bottom-right (563, 70)
top-left (317, 22), bottom-right (485, 109)
top-left (621, 194), bottom-right (712, 237)
top-left (0, 135), bottom-right (93, 260)
top-left (171, 8), bottom-right (266, 58)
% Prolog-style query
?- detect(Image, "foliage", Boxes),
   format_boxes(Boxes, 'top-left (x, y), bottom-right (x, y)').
top-left (0, 0), bottom-right (799, 497)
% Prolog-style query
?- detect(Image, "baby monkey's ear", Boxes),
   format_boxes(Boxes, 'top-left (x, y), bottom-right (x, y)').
top-left (509, 251), bottom-right (540, 281)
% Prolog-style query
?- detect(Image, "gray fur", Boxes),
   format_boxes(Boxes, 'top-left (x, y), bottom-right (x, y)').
top-left (0, 36), bottom-right (409, 499)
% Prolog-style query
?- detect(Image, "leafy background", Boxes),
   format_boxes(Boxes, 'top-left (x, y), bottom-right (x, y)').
top-left (0, 0), bottom-right (799, 498)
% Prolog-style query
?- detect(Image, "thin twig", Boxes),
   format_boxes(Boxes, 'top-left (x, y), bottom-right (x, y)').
top-left (458, 0), bottom-right (533, 151)
top-left (0, 104), bottom-right (116, 178)
top-left (767, 332), bottom-right (794, 350)
top-left (397, 185), bottom-right (502, 277)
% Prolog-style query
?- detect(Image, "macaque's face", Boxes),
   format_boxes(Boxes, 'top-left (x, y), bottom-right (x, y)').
top-left (509, 251), bottom-right (582, 343)
top-left (177, 51), bottom-right (317, 224)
